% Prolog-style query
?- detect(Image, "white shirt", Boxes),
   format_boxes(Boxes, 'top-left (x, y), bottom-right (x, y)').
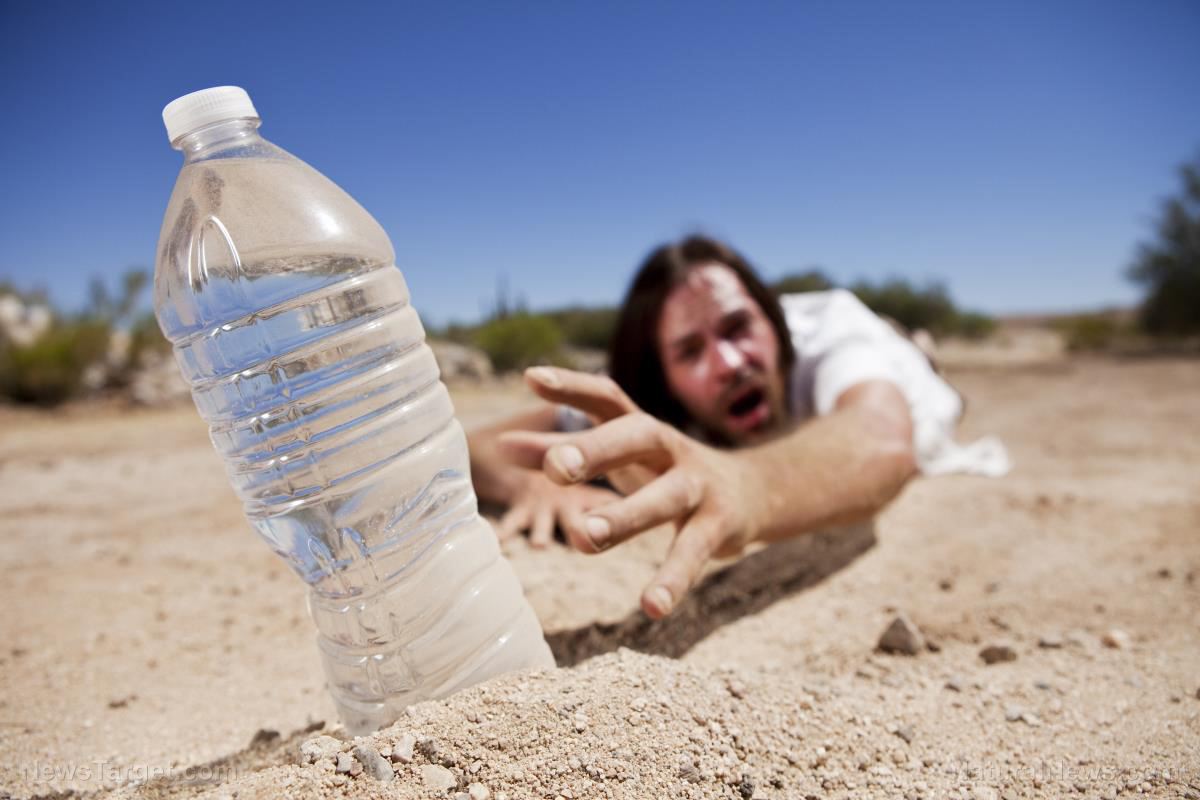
top-left (781, 289), bottom-right (966, 473)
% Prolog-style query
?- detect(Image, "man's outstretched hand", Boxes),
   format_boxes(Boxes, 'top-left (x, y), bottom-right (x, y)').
top-left (498, 366), bottom-right (768, 620)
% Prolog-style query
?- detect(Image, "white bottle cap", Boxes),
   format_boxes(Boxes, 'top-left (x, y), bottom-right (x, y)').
top-left (162, 86), bottom-right (259, 144)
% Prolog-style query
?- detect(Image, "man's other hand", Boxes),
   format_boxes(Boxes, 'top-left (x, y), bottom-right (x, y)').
top-left (495, 471), bottom-right (616, 549)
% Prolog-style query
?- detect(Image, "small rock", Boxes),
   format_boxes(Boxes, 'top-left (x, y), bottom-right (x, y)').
top-left (1101, 629), bottom-right (1131, 649)
top-left (300, 735), bottom-right (344, 764)
top-left (737, 774), bottom-right (755, 799)
top-left (877, 614), bottom-right (925, 656)
top-left (894, 724), bottom-right (914, 744)
top-left (417, 736), bottom-right (440, 759)
top-left (391, 732), bottom-right (416, 763)
top-left (1004, 705), bottom-right (1025, 722)
top-left (468, 784), bottom-right (491, 800)
top-left (421, 764), bottom-right (457, 791)
top-left (944, 677), bottom-right (963, 692)
top-left (938, 578), bottom-right (954, 591)
top-left (727, 678), bottom-right (747, 699)
top-left (1037, 634), bottom-right (1064, 649)
top-left (335, 752), bottom-right (354, 774)
top-left (979, 644), bottom-right (1017, 665)
top-left (354, 743), bottom-right (394, 782)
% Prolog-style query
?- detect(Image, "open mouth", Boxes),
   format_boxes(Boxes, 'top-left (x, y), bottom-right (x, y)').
top-left (728, 387), bottom-right (765, 419)
top-left (724, 384), bottom-right (772, 436)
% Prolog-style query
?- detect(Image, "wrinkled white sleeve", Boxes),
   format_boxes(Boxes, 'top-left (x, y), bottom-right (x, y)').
top-left (812, 340), bottom-right (904, 415)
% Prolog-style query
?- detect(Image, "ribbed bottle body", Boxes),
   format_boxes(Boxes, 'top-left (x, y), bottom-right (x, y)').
top-left (155, 154), bottom-right (552, 734)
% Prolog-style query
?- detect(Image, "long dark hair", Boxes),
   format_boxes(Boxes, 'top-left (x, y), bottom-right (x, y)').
top-left (607, 235), bottom-right (796, 432)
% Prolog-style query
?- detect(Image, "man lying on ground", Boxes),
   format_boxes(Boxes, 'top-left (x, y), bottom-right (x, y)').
top-left (468, 235), bottom-right (986, 620)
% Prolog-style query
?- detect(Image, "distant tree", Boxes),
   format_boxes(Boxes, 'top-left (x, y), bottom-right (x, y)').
top-left (1127, 152), bottom-right (1200, 336)
top-left (849, 278), bottom-right (959, 335)
top-left (772, 269), bottom-right (835, 295)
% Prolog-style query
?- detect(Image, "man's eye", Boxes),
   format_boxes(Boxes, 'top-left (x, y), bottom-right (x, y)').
top-left (726, 317), bottom-right (749, 337)
top-left (676, 345), bottom-right (701, 362)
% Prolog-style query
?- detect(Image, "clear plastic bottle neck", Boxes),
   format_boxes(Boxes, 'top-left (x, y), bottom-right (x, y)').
top-left (174, 118), bottom-right (265, 163)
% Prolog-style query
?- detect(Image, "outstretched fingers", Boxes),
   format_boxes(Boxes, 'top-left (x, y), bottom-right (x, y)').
top-left (641, 513), bottom-right (720, 619)
top-left (563, 469), bottom-right (701, 553)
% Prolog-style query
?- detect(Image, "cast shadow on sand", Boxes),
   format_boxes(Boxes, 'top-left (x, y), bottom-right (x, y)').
top-left (545, 521), bottom-right (876, 667)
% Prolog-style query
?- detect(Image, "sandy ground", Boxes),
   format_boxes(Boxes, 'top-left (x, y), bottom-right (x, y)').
top-left (1, 350), bottom-right (1198, 799)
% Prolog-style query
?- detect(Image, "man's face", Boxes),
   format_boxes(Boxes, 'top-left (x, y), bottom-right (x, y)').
top-left (656, 263), bottom-right (787, 445)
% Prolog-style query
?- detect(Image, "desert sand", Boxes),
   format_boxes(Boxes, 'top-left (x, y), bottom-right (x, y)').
top-left (1, 346), bottom-right (1198, 799)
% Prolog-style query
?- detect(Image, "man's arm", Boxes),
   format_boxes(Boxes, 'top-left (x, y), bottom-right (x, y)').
top-left (499, 368), bottom-right (918, 618)
top-left (744, 379), bottom-right (917, 544)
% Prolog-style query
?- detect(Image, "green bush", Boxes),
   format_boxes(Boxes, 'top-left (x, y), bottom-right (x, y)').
top-left (0, 268), bottom-right (162, 405)
top-left (471, 312), bottom-right (565, 372)
top-left (849, 279), bottom-right (959, 335)
top-left (1051, 314), bottom-right (1127, 352)
top-left (544, 306), bottom-right (619, 351)
top-left (772, 270), bottom-right (835, 295)
top-left (0, 319), bottom-right (111, 405)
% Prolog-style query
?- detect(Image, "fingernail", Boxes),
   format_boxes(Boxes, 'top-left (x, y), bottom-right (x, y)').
top-left (527, 367), bottom-right (561, 389)
top-left (584, 516), bottom-right (611, 549)
top-left (646, 585), bottom-right (673, 617)
top-left (548, 445), bottom-right (584, 481)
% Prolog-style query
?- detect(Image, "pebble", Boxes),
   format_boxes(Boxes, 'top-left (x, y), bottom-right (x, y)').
top-left (945, 676), bottom-right (964, 692)
top-left (737, 774), bottom-right (755, 799)
top-left (877, 614), bottom-right (926, 656)
top-left (1037, 634), bottom-right (1064, 649)
top-left (468, 783), bottom-right (492, 800)
top-left (979, 644), bottom-right (1017, 665)
top-left (1101, 629), bottom-right (1131, 649)
top-left (894, 724), bottom-right (915, 744)
top-left (421, 764), bottom-right (457, 791)
top-left (335, 752), bottom-right (354, 774)
top-left (299, 734), bottom-right (343, 764)
top-left (391, 731), bottom-right (416, 763)
top-left (353, 743), bottom-right (394, 782)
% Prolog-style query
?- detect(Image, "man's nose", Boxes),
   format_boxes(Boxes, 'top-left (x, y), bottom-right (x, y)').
top-left (712, 340), bottom-right (746, 377)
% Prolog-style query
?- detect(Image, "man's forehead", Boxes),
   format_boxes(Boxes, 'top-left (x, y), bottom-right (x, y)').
top-left (669, 263), bottom-right (755, 317)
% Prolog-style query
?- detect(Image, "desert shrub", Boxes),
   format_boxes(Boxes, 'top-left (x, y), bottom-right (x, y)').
top-left (1128, 152), bottom-right (1200, 337)
top-left (953, 311), bottom-right (997, 340)
top-left (0, 318), bottom-right (111, 405)
top-left (544, 306), bottom-right (619, 351)
top-left (849, 279), bottom-right (960, 335)
top-left (471, 312), bottom-right (565, 372)
top-left (1051, 313), bottom-right (1135, 352)
top-left (0, 268), bottom-right (161, 405)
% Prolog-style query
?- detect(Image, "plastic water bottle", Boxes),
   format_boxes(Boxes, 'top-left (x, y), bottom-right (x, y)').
top-left (154, 86), bottom-right (554, 734)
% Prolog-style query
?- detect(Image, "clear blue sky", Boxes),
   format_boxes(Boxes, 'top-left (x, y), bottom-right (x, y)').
top-left (1, 0), bottom-right (1197, 325)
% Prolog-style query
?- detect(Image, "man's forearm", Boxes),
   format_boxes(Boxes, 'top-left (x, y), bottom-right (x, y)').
top-left (742, 382), bottom-right (918, 544)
